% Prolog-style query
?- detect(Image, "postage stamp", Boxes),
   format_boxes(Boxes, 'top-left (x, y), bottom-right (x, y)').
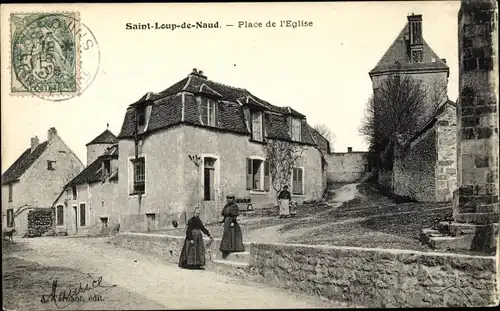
top-left (10, 12), bottom-right (81, 97)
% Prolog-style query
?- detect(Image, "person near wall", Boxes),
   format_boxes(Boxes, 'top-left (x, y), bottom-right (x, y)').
top-left (178, 208), bottom-right (213, 270)
top-left (278, 185), bottom-right (292, 219)
top-left (219, 193), bottom-right (245, 259)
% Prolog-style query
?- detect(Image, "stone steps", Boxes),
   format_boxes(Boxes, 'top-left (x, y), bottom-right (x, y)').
top-left (210, 258), bottom-right (250, 279)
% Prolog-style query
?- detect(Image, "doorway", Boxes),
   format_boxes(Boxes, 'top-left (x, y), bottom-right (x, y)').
top-left (146, 213), bottom-right (156, 232)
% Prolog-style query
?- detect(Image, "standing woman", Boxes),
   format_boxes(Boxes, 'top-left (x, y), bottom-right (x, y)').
top-left (178, 208), bottom-right (213, 270)
top-left (219, 194), bottom-right (245, 259)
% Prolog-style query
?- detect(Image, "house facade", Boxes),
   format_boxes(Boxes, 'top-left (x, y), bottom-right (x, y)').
top-left (52, 129), bottom-right (119, 236)
top-left (116, 69), bottom-right (330, 231)
top-left (1, 127), bottom-right (84, 235)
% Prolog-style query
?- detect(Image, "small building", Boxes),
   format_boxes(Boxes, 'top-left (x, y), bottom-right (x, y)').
top-left (1, 127), bottom-right (84, 235)
top-left (116, 69), bottom-right (330, 231)
top-left (51, 128), bottom-right (119, 236)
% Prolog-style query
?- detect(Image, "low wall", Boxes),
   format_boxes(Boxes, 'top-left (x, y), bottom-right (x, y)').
top-left (248, 243), bottom-right (498, 308)
top-left (110, 232), bottom-right (251, 264)
top-left (111, 232), bottom-right (498, 308)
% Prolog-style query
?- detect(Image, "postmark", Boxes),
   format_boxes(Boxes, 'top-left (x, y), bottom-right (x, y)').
top-left (10, 12), bottom-right (100, 101)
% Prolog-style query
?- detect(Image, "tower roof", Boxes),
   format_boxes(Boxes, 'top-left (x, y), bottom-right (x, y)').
top-left (86, 129), bottom-right (117, 146)
top-left (369, 20), bottom-right (449, 76)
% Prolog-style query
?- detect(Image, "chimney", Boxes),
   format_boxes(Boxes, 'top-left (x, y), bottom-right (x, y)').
top-left (347, 147), bottom-right (353, 153)
top-left (31, 136), bottom-right (39, 153)
top-left (47, 127), bottom-right (57, 142)
top-left (189, 68), bottom-right (207, 80)
top-left (407, 14), bottom-right (423, 46)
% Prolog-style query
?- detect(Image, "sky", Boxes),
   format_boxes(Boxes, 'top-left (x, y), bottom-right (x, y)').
top-left (1, 1), bottom-right (460, 172)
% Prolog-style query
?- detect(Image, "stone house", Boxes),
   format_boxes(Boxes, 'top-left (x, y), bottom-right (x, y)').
top-left (369, 13), bottom-right (458, 202)
top-left (1, 127), bottom-right (84, 235)
top-left (116, 69), bottom-right (330, 231)
top-left (51, 129), bottom-right (119, 236)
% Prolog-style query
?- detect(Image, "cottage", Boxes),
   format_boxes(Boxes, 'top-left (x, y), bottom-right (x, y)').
top-left (51, 128), bottom-right (119, 236)
top-left (1, 127), bottom-right (84, 235)
top-left (116, 69), bottom-right (330, 231)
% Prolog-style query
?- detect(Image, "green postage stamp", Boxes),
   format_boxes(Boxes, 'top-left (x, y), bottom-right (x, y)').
top-left (10, 12), bottom-right (81, 96)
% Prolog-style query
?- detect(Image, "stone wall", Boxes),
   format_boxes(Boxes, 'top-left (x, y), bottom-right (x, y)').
top-left (248, 242), bottom-right (498, 308)
top-left (377, 169), bottom-right (393, 195)
top-left (326, 151), bottom-right (369, 183)
top-left (110, 233), bottom-right (498, 308)
top-left (436, 104), bottom-right (458, 201)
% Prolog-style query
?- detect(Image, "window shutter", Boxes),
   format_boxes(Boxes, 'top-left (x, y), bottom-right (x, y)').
top-left (264, 160), bottom-right (270, 191)
top-left (214, 101), bottom-right (219, 127)
top-left (298, 168), bottom-right (303, 194)
top-left (262, 113), bottom-right (267, 140)
top-left (246, 158), bottom-right (252, 190)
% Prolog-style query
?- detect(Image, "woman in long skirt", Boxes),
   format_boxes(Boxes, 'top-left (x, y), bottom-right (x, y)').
top-left (219, 194), bottom-right (245, 259)
top-left (178, 208), bottom-right (213, 269)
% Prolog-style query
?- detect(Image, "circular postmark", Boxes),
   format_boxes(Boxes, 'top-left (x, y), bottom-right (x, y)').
top-left (11, 13), bottom-right (100, 101)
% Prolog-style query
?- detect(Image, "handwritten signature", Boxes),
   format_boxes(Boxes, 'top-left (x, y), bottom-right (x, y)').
top-left (41, 274), bottom-right (116, 309)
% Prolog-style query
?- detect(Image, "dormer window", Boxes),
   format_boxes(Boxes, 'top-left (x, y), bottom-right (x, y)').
top-left (136, 106), bottom-right (146, 127)
top-left (291, 118), bottom-right (302, 141)
top-left (103, 160), bottom-right (111, 175)
top-left (200, 97), bottom-right (217, 127)
top-left (251, 110), bottom-right (263, 141)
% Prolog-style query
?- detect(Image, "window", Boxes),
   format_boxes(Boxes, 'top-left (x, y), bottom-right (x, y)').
top-left (7, 209), bottom-right (14, 227)
top-left (47, 160), bottom-right (56, 170)
top-left (103, 160), bottom-right (111, 175)
top-left (8, 184), bottom-right (12, 202)
top-left (72, 186), bottom-right (77, 200)
top-left (131, 157), bottom-right (146, 194)
top-left (246, 158), bottom-right (270, 191)
top-left (204, 157), bottom-right (216, 201)
top-left (394, 75), bottom-right (401, 85)
top-left (251, 111), bottom-right (263, 141)
top-left (136, 106), bottom-right (146, 126)
top-left (56, 205), bottom-right (64, 226)
top-left (79, 203), bottom-right (86, 226)
top-left (411, 49), bottom-right (423, 63)
top-left (201, 98), bottom-right (217, 126)
top-left (292, 167), bottom-right (304, 195)
top-left (291, 118), bottom-right (302, 141)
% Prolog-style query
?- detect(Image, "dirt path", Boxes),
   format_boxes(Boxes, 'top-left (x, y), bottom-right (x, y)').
top-left (3, 236), bottom-right (343, 310)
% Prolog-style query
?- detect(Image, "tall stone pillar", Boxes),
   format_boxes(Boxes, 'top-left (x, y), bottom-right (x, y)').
top-left (453, 0), bottom-right (499, 252)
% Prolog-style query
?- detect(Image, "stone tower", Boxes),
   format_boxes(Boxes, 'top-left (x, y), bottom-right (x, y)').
top-left (453, 0), bottom-right (499, 252)
top-left (369, 14), bottom-right (450, 127)
top-left (85, 127), bottom-right (117, 166)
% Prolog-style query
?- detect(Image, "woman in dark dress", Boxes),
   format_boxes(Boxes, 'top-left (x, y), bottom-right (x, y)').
top-left (178, 208), bottom-right (213, 269)
top-left (219, 194), bottom-right (245, 259)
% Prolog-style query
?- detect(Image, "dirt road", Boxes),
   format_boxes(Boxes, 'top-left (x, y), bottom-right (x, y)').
top-left (3, 236), bottom-right (341, 310)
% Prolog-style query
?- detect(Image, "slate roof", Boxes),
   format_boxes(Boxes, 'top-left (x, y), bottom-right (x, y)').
top-left (2, 141), bottom-right (49, 185)
top-left (66, 144), bottom-right (119, 187)
top-left (369, 20), bottom-right (449, 76)
top-left (118, 70), bottom-right (328, 151)
top-left (86, 129), bottom-right (117, 146)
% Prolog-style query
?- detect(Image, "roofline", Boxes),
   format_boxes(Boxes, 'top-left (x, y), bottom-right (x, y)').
top-left (85, 141), bottom-right (117, 147)
top-left (117, 121), bottom-right (321, 149)
top-left (1, 178), bottom-right (20, 186)
top-left (369, 66), bottom-right (450, 78)
top-left (330, 151), bottom-right (370, 155)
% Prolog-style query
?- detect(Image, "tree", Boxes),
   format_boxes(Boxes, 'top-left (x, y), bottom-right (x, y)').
top-left (359, 74), bottom-right (440, 156)
top-left (265, 139), bottom-right (306, 199)
top-left (313, 123), bottom-right (336, 152)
